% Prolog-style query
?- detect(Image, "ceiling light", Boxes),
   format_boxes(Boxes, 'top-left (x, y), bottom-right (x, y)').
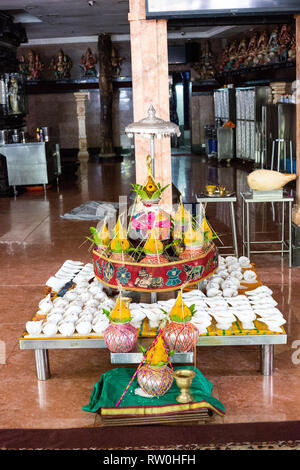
top-left (88, 1), bottom-right (96, 6)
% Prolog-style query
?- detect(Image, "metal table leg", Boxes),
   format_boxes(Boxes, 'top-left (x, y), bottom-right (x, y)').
top-left (289, 200), bottom-right (292, 268)
top-left (35, 349), bottom-right (50, 381)
top-left (281, 201), bottom-right (285, 257)
top-left (261, 345), bottom-right (274, 376)
top-left (242, 198), bottom-right (245, 256)
top-left (230, 201), bottom-right (238, 258)
top-left (246, 202), bottom-right (250, 259)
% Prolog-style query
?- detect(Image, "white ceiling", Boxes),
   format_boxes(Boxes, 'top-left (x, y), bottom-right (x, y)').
top-left (2, 0), bottom-right (131, 39)
top-left (1, 0), bottom-right (270, 44)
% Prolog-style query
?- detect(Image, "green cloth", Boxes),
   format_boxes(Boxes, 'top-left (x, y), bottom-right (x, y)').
top-left (82, 366), bottom-right (225, 415)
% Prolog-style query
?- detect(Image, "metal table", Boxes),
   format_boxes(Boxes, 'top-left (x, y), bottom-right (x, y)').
top-left (19, 331), bottom-right (286, 380)
top-left (0, 142), bottom-right (61, 195)
top-left (196, 194), bottom-right (238, 257)
top-left (241, 192), bottom-right (293, 268)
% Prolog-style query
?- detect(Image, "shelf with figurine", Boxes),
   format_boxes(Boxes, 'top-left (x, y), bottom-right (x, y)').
top-left (216, 25), bottom-right (296, 83)
top-left (91, 155), bottom-right (218, 293)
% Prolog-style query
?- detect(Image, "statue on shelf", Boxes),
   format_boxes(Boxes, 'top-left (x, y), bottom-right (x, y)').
top-left (224, 40), bottom-right (238, 71)
top-left (254, 30), bottom-right (268, 66)
top-left (34, 54), bottom-right (44, 79)
top-left (278, 24), bottom-right (293, 62)
top-left (111, 46), bottom-right (124, 77)
top-left (8, 76), bottom-right (21, 114)
top-left (288, 34), bottom-right (296, 62)
top-left (234, 37), bottom-right (248, 69)
top-left (202, 41), bottom-right (216, 78)
top-left (243, 32), bottom-right (258, 68)
top-left (18, 49), bottom-right (44, 80)
top-left (80, 47), bottom-right (98, 77)
top-left (266, 27), bottom-right (279, 64)
top-left (219, 44), bottom-right (230, 72)
top-left (49, 49), bottom-right (72, 80)
top-left (193, 41), bottom-right (215, 80)
top-left (18, 55), bottom-right (27, 76)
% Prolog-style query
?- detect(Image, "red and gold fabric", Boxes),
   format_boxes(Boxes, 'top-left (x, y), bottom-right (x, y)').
top-left (93, 242), bottom-right (218, 292)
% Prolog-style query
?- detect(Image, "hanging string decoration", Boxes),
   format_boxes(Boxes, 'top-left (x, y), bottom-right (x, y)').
top-left (115, 329), bottom-right (174, 406)
top-left (104, 322), bottom-right (138, 353)
top-left (163, 287), bottom-right (199, 353)
top-left (103, 289), bottom-right (138, 353)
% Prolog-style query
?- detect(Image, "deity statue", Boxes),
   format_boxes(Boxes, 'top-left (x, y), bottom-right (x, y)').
top-left (18, 49), bottom-right (44, 80)
top-left (254, 30), bottom-right (268, 66)
top-left (219, 44), bottom-right (230, 72)
top-left (243, 32), bottom-right (258, 68)
top-left (49, 49), bottom-right (72, 80)
top-left (111, 46), bottom-right (123, 77)
top-left (266, 27), bottom-right (279, 63)
top-left (18, 55), bottom-right (27, 76)
top-left (234, 37), bottom-right (248, 69)
top-left (288, 34), bottom-right (296, 62)
top-left (80, 48), bottom-right (97, 77)
top-left (8, 77), bottom-right (21, 114)
top-left (33, 54), bottom-right (44, 80)
top-left (278, 24), bottom-right (293, 62)
top-left (194, 41), bottom-right (216, 79)
top-left (202, 41), bottom-right (216, 78)
top-left (224, 40), bottom-right (238, 70)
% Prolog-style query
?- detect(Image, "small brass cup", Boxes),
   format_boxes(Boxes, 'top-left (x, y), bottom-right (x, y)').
top-left (218, 185), bottom-right (226, 196)
top-left (205, 185), bottom-right (216, 195)
top-left (173, 369), bottom-right (196, 403)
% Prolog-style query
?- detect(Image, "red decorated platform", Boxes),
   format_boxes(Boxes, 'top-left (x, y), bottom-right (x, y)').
top-left (93, 242), bottom-right (218, 292)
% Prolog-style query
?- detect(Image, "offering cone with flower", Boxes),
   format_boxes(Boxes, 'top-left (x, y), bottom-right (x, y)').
top-left (179, 218), bottom-right (204, 260)
top-left (109, 218), bottom-right (133, 262)
top-left (199, 217), bottom-right (214, 245)
top-left (163, 290), bottom-right (199, 352)
top-left (87, 223), bottom-right (111, 253)
top-left (173, 198), bottom-right (193, 242)
top-left (137, 333), bottom-right (174, 396)
top-left (103, 293), bottom-right (138, 353)
top-left (142, 230), bottom-right (168, 264)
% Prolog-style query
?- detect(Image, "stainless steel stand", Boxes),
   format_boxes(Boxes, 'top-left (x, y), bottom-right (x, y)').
top-left (20, 331), bottom-right (286, 380)
top-left (241, 192), bottom-right (293, 268)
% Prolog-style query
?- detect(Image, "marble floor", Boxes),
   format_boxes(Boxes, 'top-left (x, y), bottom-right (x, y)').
top-left (0, 153), bottom-right (299, 433)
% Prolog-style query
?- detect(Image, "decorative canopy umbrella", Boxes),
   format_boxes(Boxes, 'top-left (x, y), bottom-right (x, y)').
top-left (125, 105), bottom-right (180, 176)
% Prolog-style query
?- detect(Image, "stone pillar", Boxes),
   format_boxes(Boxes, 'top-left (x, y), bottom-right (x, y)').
top-left (128, 0), bottom-right (172, 206)
top-left (296, 15), bottom-right (300, 210)
top-left (74, 91), bottom-right (89, 164)
top-left (291, 15), bottom-right (300, 265)
top-left (98, 33), bottom-right (115, 157)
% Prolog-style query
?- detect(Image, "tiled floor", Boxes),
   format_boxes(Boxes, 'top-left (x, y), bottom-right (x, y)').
top-left (0, 153), bottom-right (299, 430)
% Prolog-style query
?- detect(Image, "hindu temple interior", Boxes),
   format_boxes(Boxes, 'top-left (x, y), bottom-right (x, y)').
top-left (1, 0), bottom-right (300, 452)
